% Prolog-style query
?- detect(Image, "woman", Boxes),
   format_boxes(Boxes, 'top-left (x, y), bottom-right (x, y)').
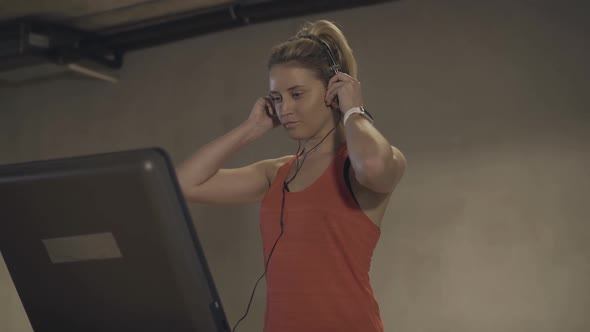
top-left (177, 20), bottom-right (406, 332)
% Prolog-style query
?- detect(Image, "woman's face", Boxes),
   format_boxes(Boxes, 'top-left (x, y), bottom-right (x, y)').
top-left (269, 63), bottom-right (333, 140)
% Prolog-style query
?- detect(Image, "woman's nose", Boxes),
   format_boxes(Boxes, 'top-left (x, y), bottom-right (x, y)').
top-left (278, 99), bottom-right (294, 117)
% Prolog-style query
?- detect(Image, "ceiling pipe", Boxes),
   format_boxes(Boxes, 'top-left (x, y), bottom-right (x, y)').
top-left (0, 0), bottom-right (396, 80)
top-left (82, 0), bottom-right (396, 52)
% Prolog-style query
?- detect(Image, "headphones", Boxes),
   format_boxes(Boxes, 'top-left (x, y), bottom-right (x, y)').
top-left (296, 34), bottom-right (341, 76)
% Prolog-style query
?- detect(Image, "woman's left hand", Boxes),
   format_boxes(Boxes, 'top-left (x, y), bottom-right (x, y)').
top-left (325, 72), bottom-right (364, 114)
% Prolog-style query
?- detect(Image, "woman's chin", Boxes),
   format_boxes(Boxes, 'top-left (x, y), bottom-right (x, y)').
top-left (284, 128), bottom-right (306, 140)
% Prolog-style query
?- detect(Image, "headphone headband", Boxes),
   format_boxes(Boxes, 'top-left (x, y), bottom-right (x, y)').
top-left (291, 34), bottom-right (341, 75)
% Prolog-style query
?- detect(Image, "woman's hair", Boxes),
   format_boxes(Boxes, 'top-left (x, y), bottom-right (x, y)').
top-left (268, 20), bottom-right (357, 84)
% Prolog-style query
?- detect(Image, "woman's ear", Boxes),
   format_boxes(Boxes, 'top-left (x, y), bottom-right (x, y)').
top-left (330, 99), bottom-right (339, 110)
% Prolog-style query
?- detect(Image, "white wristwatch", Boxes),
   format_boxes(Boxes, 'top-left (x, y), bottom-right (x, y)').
top-left (343, 106), bottom-right (374, 126)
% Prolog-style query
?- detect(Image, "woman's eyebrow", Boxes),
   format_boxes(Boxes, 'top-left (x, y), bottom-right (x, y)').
top-left (287, 85), bottom-right (305, 91)
top-left (269, 85), bottom-right (305, 94)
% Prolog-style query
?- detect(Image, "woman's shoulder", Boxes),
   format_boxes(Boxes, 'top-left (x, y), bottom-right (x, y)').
top-left (263, 155), bottom-right (295, 185)
top-left (268, 154), bottom-right (296, 173)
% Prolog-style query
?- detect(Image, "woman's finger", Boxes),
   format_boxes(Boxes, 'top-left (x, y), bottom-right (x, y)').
top-left (325, 81), bottom-right (346, 105)
top-left (263, 97), bottom-right (275, 117)
top-left (328, 72), bottom-right (344, 86)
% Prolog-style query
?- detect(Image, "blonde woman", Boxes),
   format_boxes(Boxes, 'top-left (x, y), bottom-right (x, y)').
top-left (177, 20), bottom-right (406, 332)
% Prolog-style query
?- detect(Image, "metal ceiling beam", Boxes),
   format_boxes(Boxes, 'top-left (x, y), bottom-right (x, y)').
top-left (0, 0), bottom-right (396, 76)
top-left (84, 0), bottom-right (396, 52)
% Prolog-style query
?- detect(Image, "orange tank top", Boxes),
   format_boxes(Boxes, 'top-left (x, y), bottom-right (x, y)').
top-left (260, 142), bottom-right (383, 332)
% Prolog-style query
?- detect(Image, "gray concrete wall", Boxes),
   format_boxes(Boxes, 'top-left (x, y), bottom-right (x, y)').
top-left (1, 1), bottom-right (589, 331)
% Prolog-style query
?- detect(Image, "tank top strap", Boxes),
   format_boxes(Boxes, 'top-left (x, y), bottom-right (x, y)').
top-left (333, 142), bottom-right (349, 168)
top-left (337, 142), bottom-right (348, 157)
top-left (274, 149), bottom-right (303, 186)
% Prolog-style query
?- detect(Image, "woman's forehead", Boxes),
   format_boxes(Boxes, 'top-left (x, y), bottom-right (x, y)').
top-left (269, 64), bottom-right (319, 91)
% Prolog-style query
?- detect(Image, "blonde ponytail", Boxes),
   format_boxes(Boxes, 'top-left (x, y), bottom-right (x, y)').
top-left (268, 20), bottom-right (358, 83)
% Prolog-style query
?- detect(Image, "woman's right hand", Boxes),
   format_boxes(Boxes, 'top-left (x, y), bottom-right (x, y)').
top-left (246, 97), bottom-right (281, 138)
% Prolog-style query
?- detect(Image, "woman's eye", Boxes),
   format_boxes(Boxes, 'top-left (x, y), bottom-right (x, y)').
top-left (292, 92), bottom-right (303, 98)
top-left (271, 96), bottom-right (282, 102)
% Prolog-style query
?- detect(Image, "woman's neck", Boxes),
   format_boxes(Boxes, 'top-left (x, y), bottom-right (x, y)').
top-left (300, 113), bottom-right (346, 156)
